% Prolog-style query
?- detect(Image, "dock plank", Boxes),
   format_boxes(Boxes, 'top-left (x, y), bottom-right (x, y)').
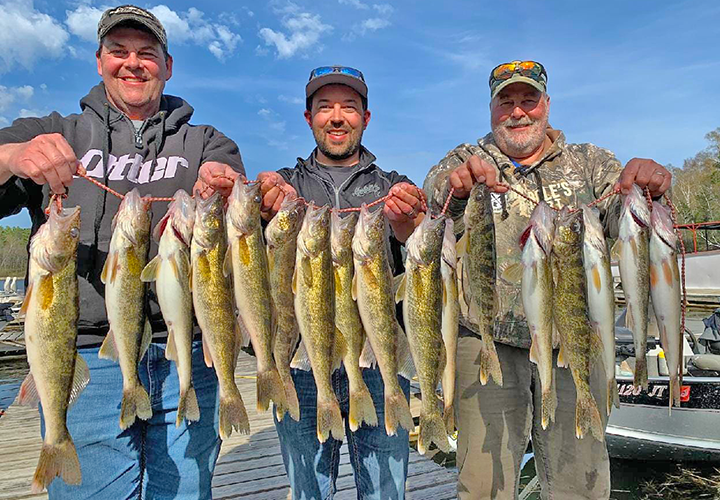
top-left (0, 351), bottom-right (457, 499)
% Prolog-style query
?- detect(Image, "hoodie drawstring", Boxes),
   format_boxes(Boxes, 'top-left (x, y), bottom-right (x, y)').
top-left (89, 102), bottom-right (112, 273)
top-left (148, 111), bottom-right (166, 181)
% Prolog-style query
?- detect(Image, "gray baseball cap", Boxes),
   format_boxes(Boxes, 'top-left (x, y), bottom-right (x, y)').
top-left (97, 5), bottom-right (168, 53)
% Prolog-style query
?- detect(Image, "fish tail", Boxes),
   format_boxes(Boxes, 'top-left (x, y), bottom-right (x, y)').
top-left (384, 389), bottom-right (414, 436)
top-left (608, 377), bottom-right (620, 415)
top-left (443, 402), bottom-right (455, 435)
top-left (479, 337), bottom-right (503, 386)
top-left (348, 383), bottom-right (378, 432)
top-left (541, 386), bottom-right (558, 430)
top-left (576, 387), bottom-right (604, 442)
top-left (316, 397), bottom-right (344, 443)
top-left (120, 384), bottom-right (152, 430)
top-left (418, 407), bottom-right (450, 455)
top-left (633, 356), bottom-right (649, 391)
top-left (31, 438), bottom-right (81, 493)
top-left (176, 385), bottom-right (200, 427)
top-left (256, 367), bottom-right (288, 414)
top-left (276, 377), bottom-right (300, 422)
top-left (219, 390), bottom-right (250, 440)
top-left (670, 374), bottom-right (681, 408)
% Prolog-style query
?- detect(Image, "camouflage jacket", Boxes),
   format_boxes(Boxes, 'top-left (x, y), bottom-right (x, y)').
top-left (423, 127), bottom-right (623, 349)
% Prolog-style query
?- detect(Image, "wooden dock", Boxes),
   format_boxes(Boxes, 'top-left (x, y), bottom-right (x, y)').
top-left (0, 352), bottom-right (457, 499)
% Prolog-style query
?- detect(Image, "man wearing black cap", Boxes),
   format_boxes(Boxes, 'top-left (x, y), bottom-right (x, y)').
top-left (257, 66), bottom-right (425, 499)
top-left (0, 5), bottom-right (244, 498)
top-left (423, 60), bottom-right (671, 499)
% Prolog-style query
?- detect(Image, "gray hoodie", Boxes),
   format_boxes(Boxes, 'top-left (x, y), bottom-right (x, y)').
top-left (0, 83), bottom-right (244, 340)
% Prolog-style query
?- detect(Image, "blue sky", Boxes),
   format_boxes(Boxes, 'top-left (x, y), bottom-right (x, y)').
top-left (1, 0), bottom-right (718, 228)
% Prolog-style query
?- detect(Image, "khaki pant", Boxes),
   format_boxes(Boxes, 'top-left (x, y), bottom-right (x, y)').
top-left (455, 328), bottom-right (610, 500)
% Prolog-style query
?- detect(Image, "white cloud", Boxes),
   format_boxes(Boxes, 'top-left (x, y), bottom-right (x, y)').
top-left (279, 94), bottom-right (304, 105)
top-left (342, 3), bottom-right (393, 40)
top-left (63, 4), bottom-right (243, 61)
top-left (258, 9), bottom-right (333, 59)
top-left (0, 0), bottom-right (70, 73)
top-left (258, 108), bottom-right (271, 116)
top-left (0, 85), bottom-right (35, 112)
top-left (257, 107), bottom-right (286, 136)
top-left (0, 117), bottom-right (9, 127)
top-left (339, 0), bottom-right (369, 9)
top-left (360, 18), bottom-right (391, 33)
top-left (18, 108), bottom-right (44, 118)
top-left (373, 3), bottom-right (394, 15)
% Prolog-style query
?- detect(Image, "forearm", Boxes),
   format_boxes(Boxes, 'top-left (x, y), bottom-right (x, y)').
top-left (0, 143), bottom-right (21, 185)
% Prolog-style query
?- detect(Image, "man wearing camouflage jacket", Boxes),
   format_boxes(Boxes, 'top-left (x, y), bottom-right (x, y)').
top-left (423, 60), bottom-right (671, 499)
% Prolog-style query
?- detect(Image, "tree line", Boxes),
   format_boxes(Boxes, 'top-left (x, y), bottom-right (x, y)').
top-left (0, 226), bottom-right (31, 277)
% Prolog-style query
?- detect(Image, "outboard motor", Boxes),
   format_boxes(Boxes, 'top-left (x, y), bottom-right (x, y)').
top-left (698, 308), bottom-right (720, 355)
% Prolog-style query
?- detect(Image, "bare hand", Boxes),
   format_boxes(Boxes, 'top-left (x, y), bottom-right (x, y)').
top-left (383, 182), bottom-right (425, 223)
top-left (2, 133), bottom-right (79, 194)
top-left (193, 162), bottom-right (241, 199)
top-left (448, 156), bottom-right (508, 199)
top-left (257, 171), bottom-right (297, 219)
top-left (616, 158), bottom-right (671, 198)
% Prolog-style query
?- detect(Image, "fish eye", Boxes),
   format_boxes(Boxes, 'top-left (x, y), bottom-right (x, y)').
top-left (70, 227), bottom-right (79, 238)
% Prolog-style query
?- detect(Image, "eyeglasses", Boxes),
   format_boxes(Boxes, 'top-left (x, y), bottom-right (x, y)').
top-left (309, 66), bottom-right (365, 83)
top-left (489, 60), bottom-right (547, 89)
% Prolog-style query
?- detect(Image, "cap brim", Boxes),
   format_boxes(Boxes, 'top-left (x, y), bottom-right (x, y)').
top-left (98, 15), bottom-right (166, 50)
top-left (305, 74), bottom-right (368, 99)
top-left (491, 76), bottom-right (545, 100)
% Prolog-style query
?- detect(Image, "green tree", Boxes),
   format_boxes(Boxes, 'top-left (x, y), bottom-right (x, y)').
top-left (0, 226), bottom-right (31, 276)
top-left (669, 127), bottom-right (720, 252)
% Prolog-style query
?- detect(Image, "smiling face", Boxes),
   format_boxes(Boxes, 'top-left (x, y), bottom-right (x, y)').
top-left (304, 84), bottom-right (371, 166)
top-left (96, 26), bottom-right (173, 120)
top-left (490, 82), bottom-right (550, 160)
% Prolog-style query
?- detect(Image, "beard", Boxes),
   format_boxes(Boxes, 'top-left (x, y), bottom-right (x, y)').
top-left (492, 111), bottom-right (549, 159)
top-left (313, 125), bottom-right (364, 161)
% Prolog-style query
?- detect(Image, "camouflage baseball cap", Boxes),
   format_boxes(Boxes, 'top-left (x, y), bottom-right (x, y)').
top-left (489, 60), bottom-right (547, 100)
top-left (97, 5), bottom-right (168, 53)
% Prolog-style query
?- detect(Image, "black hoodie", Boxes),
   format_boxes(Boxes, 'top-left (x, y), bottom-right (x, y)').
top-left (0, 83), bottom-right (244, 342)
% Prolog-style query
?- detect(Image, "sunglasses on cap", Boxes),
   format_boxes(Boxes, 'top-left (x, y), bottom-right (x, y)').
top-left (489, 60), bottom-right (547, 89)
top-left (309, 66), bottom-right (365, 82)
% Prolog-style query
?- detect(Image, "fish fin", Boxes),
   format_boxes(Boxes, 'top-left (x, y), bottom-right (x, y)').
top-left (557, 341), bottom-right (568, 368)
top-left (109, 252), bottom-right (120, 284)
top-left (168, 254), bottom-right (182, 282)
top-left (670, 374), bottom-right (681, 408)
top-left (223, 245), bottom-right (233, 278)
top-left (351, 270), bottom-right (358, 301)
top-left (165, 328), bottom-right (177, 361)
top-left (395, 322), bottom-right (416, 380)
top-left (140, 319), bottom-right (153, 359)
top-left (359, 338), bottom-right (377, 368)
top-left (501, 262), bottom-right (524, 284)
top-left (591, 265), bottom-right (602, 293)
top-left (98, 330), bottom-right (119, 361)
top-left (456, 232), bottom-right (468, 258)
top-left (278, 378), bottom-right (301, 422)
top-left (267, 249), bottom-right (275, 275)
top-left (236, 315), bottom-right (251, 348)
top-left (31, 439), bottom-right (81, 493)
top-left (466, 293), bottom-right (481, 325)
top-left (292, 265), bottom-right (298, 295)
top-left (100, 252), bottom-right (110, 284)
top-left (18, 281), bottom-right (33, 316)
top-left (529, 336), bottom-right (540, 365)
top-left (575, 386), bottom-right (604, 442)
top-left (188, 268), bottom-right (193, 292)
top-left (237, 235), bottom-right (251, 267)
top-left (290, 340), bottom-right (311, 371)
top-left (608, 377), bottom-right (620, 415)
top-left (610, 240), bottom-right (622, 262)
top-left (349, 384), bottom-right (379, 432)
top-left (177, 385), bottom-right (200, 427)
top-left (18, 371), bottom-right (40, 407)
top-left (202, 334), bottom-right (213, 368)
top-left (442, 278), bottom-right (447, 306)
top-left (301, 256), bottom-right (313, 288)
top-left (140, 255), bottom-right (161, 282)
top-left (384, 390), bottom-right (414, 436)
top-left (633, 356), bottom-right (649, 392)
top-left (219, 389), bottom-right (250, 439)
top-left (479, 337), bottom-right (503, 386)
top-left (36, 274), bottom-right (53, 311)
top-left (418, 408), bottom-right (450, 455)
top-left (541, 377), bottom-right (558, 430)
top-left (69, 354), bottom-right (90, 406)
top-left (152, 212), bottom-right (171, 242)
top-left (332, 327), bottom-right (346, 372)
top-left (256, 367), bottom-right (288, 414)
top-left (119, 383), bottom-right (152, 429)
top-left (394, 273), bottom-right (406, 304)
top-left (444, 400), bottom-right (455, 435)
top-left (316, 397), bottom-right (344, 443)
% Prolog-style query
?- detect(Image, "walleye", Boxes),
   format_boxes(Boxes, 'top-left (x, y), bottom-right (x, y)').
top-left (520, 201), bottom-right (557, 429)
top-left (617, 184), bottom-right (651, 391)
top-left (294, 204), bottom-right (343, 442)
top-left (457, 183), bottom-right (502, 386)
top-left (649, 202), bottom-right (682, 408)
top-left (440, 218), bottom-right (459, 434)
top-left (353, 204), bottom-right (414, 436)
top-left (141, 190), bottom-right (198, 426)
top-left (100, 189), bottom-right (153, 429)
top-left (192, 192), bottom-right (250, 439)
top-left (552, 208), bottom-right (603, 441)
top-left (582, 205), bottom-right (619, 415)
top-left (266, 196), bottom-right (305, 422)
top-left (226, 181), bottom-right (288, 415)
top-left (397, 215), bottom-right (449, 454)
top-left (332, 211), bottom-right (378, 432)
top-left (19, 205), bottom-right (87, 493)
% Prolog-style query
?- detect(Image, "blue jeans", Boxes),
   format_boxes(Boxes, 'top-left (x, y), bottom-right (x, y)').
top-left (274, 366), bottom-right (410, 500)
top-left (40, 341), bottom-right (221, 499)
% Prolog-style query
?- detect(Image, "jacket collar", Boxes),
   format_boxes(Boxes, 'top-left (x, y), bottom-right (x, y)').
top-left (478, 126), bottom-right (565, 178)
top-left (296, 145), bottom-right (377, 176)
